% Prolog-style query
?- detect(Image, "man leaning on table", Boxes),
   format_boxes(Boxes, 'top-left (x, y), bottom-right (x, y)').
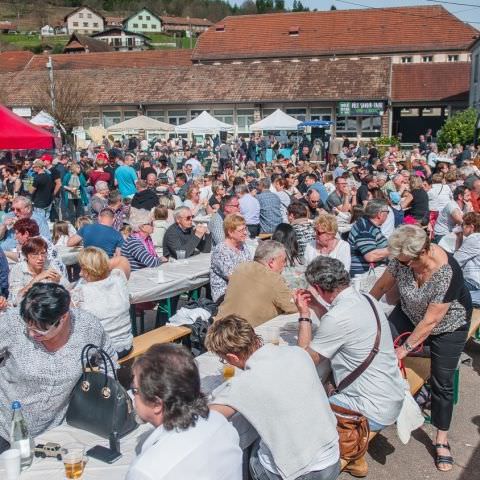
top-left (126, 343), bottom-right (242, 480)
top-left (206, 315), bottom-right (340, 480)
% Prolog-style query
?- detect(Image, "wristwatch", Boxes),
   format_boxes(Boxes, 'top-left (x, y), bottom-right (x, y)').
top-left (403, 340), bottom-right (414, 353)
top-left (298, 317), bottom-right (312, 324)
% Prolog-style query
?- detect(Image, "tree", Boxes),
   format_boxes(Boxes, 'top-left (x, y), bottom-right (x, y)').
top-left (437, 108), bottom-right (478, 150)
top-left (274, 0), bottom-right (285, 11)
top-left (292, 0), bottom-right (309, 12)
top-left (330, 5), bottom-right (337, 10)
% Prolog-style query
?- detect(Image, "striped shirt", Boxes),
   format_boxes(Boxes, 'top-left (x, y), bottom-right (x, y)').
top-left (121, 235), bottom-right (163, 271)
top-left (348, 217), bottom-right (387, 277)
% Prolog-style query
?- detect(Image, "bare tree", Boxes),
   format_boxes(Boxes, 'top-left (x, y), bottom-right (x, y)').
top-left (33, 71), bottom-right (93, 134)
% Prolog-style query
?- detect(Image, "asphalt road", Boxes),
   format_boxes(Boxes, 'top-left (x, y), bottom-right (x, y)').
top-left (340, 339), bottom-right (480, 480)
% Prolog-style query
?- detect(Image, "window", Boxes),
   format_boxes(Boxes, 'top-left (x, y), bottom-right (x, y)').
top-left (73, 22), bottom-right (79, 27)
top-left (146, 16), bottom-right (151, 20)
top-left (448, 55), bottom-right (459, 62)
top-left (190, 110), bottom-right (205, 119)
top-left (213, 109), bottom-right (234, 125)
top-left (123, 111), bottom-right (137, 121)
top-left (138, 15), bottom-right (143, 20)
top-left (401, 56), bottom-right (412, 63)
top-left (262, 108), bottom-right (276, 117)
top-left (93, 22), bottom-right (98, 28)
top-left (237, 109), bottom-right (254, 132)
top-left (87, 13), bottom-right (92, 19)
top-left (310, 108), bottom-right (332, 122)
top-left (168, 110), bottom-right (187, 125)
top-left (83, 22), bottom-right (88, 28)
top-left (79, 13), bottom-right (83, 18)
top-left (142, 24), bottom-right (147, 29)
top-left (82, 113), bottom-right (100, 130)
top-left (335, 116), bottom-right (357, 136)
top-left (360, 117), bottom-right (382, 138)
top-left (474, 54), bottom-right (479, 83)
top-left (422, 108), bottom-right (442, 117)
top-left (102, 111), bottom-right (121, 128)
top-left (151, 24), bottom-right (157, 29)
top-left (400, 108), bottom-right (420, 117)
top-left (133, 23), bottom-right (138, 29)
top-left (422, 56), bottom-right (433, 63)
top-left (286, 108), bottom-right (307, 121)
top-left (147, 110), bottom-right (165, 121)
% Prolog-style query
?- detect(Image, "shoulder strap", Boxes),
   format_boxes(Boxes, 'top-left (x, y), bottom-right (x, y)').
top-left (335, 294), bottom-right (382, 393)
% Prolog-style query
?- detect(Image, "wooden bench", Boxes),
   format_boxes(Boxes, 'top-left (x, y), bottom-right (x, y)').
top-left (119, 325), bottom-right (191, 365)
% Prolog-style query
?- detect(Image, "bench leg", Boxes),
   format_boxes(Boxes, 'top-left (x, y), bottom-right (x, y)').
top-left (130, 304), bottom-right (138, 337)
top-left (155, 298), bottom-right (172, 328)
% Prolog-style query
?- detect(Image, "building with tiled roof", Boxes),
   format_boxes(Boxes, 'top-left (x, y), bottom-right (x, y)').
top-left (160, 16), bottom-right (212, 35)
top-left (193, 6), bottom-right (477, 63)
top-left (63, 33), bottom-right (113, 54)
top-left (91, 28), bottom-right (151, 52)
top-left (0, 51), bottom-right (34, 72)
top-left (64, 6), bottom-right (105, 35)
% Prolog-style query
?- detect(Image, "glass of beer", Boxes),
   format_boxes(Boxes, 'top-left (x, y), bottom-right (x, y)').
top-left (62, 444), bottom-right (86, 479)
top-left (222, 364), bottom-right (235, 381)
top-left (263, 326), bottom-right (280, 346)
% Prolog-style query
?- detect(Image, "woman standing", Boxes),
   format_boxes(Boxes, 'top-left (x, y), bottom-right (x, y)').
top-left (371, 225), bottom-right (472, 472)
top-left (62, 164), bottom-right (88, 223)
top-left (304, 214), bottom-right (351, 270)
top-left (210, 214), bottom-right (252, 303)
top-left (88, 158), bottom-right (111, 193)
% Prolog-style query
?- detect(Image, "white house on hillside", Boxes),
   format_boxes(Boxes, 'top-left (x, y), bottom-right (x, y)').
top-left (64, 6), bottom-right (105, 35)
top-left (91, 28), bottom-right (151, 52)
top-left (41, 25), bottom-right (55, 36)
top-left (123, 8), bottom-right (162, 34)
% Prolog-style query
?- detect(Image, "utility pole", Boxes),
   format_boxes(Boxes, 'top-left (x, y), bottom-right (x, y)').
top-left (46, 56), bottom-right (55, 115)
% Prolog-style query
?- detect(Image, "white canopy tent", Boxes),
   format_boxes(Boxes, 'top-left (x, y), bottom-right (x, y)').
top-left (107, 115), bottom-right (175, 133)
top-left (175, 111), bottom-right (234, 134)
top-left (249, 109), bottom-right (301, 131)
top-left (30, 111), bottom-right (55, 128)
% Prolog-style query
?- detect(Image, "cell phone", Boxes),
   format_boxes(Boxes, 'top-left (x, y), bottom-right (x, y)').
top-left (86, 445), bottom-right (122, 464)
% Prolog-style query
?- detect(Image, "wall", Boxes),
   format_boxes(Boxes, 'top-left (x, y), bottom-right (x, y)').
top-left (470, 42), bottom-right (480, 112)
top-left (125, 9), bottom-right (162, 33)
top-left (67, 8), bottom-right (104, 35)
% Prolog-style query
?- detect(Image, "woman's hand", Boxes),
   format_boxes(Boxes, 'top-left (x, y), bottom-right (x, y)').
top-left (35, 269), bottom-right (60, 283)
top-left (0, 296), bottom-right (8, 310)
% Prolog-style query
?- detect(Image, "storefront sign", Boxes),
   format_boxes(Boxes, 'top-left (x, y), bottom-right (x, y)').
top-left (337, 101), bottom-right (384, 116)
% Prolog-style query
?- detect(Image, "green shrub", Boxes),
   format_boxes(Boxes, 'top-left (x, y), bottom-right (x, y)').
top-left (437, 108), bottom-right (477, 149)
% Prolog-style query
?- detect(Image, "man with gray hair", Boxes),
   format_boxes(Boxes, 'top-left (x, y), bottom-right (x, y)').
top-left (348, 199), bottom-right (389, 277)
top-left (294, 256), bottom-right (404, 477)
top-left (163, 206), bottom-right (211, 259)
top-left (215, 240), bottom-right (297, 326)
top-left (0, 196), bottom-right (51, 251)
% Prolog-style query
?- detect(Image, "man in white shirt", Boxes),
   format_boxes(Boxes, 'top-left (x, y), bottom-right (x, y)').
top-left (126, 344), bottom-right (242, 480)
top-left (295, 256), bottom-right (404, 477)
top-left (236, 184), bottom-right (261, 238)
top-left (207, 316), bottom-right (340, 480)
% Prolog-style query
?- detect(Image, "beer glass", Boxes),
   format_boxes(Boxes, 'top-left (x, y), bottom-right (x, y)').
top-left (222, 364), bottom-right (235, 381)
top-left (62, 444), bottom-right (86, 479)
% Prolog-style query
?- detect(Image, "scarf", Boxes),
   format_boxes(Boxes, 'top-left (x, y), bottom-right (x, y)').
top-left (133, 233), bottom-right (157, 258)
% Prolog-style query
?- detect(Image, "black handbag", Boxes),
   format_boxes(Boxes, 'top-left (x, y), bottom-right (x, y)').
top-left (66, 344), bottom-right (138, 439)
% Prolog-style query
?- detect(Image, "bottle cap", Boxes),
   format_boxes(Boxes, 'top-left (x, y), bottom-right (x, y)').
top-left (11, 401), bottom-right (21, 410)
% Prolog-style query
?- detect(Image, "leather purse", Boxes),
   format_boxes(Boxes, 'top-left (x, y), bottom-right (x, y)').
top-left (330, 294), bottom-right (381, 462)
top-left (66, 344), bottom-right (138, 439)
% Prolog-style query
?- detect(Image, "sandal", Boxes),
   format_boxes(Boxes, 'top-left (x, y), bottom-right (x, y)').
top-left (434, 443), bottom-right (454, 472)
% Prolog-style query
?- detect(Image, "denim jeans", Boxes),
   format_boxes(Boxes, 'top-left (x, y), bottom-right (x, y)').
top-left (329, 396), bottom-right (386, 432)
top-left (249, 443), bottom-right (340, 480)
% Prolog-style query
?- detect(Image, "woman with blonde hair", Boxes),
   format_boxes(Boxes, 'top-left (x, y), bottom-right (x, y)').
top-left (210, 213), bottom-right (252, 303)
top-left (183, 184), bottom-right (207, 217)
top-left (371, 224), bottom-right (472, 472)
top-left (71, 247), bottom-right (133, 358)
top-left (303, 213), bottom-right (351, 270)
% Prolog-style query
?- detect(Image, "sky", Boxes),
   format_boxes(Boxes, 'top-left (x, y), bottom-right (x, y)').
top-left (234, 1), bottom-right (480, 27)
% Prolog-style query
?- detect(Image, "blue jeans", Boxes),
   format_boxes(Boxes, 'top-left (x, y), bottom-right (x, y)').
top-left (329, 396), bottom-right (386, 432)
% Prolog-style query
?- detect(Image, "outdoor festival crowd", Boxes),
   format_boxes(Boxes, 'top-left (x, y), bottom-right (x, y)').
top-left (0, 131), bottom-right (479, 479)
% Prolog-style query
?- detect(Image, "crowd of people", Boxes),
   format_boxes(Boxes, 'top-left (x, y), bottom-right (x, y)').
top-left (0, 130), bottom-right (479, 479)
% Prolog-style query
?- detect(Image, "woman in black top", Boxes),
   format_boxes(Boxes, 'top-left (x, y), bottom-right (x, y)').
top-left (371, 225), bottom-right (471, 473)
top-left (403, 175), bottom-right (429, 225)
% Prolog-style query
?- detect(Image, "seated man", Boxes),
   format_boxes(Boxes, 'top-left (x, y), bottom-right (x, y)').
top-left (126, 344), bottom-right (242, 480)
top-left (207, 315), bottom-right (340, 480)
top-left (68, 208), bottom-right (123, 258)
top-left (299, 189), bottom-right (325, 220)
top-left (131, 179), bottom-right (159, 211)
top-left (295, 256), bottom-right (404, 477)
top-left (208, 195), bottom-right (241, 246)
top-left (216, 240), bottom-right (297, 327)
top-left (0, 196), bottom-right (51, 251)
top-left (163, 206), bottom-right (212, 259)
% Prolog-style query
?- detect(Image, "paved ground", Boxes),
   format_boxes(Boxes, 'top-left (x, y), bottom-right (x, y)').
top-left (341, 339), bottom-right (480, 480)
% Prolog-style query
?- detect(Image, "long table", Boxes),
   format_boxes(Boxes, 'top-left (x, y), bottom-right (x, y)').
top-left (20, 312), bottom-right (323, 480)
top-left (127, 253), bottom-right (211, 304)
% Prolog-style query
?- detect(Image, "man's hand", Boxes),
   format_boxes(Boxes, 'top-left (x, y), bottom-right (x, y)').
top-left (293, 289), bottom-right (313, 317)
top-left (395, 346), bottom-right (408, 361)
top-left (0, 296), bottom-right (8, 310)
top-left (195, 224), bottom-right (208, 238)
top-left (3, 217), bottom-right (16, 228)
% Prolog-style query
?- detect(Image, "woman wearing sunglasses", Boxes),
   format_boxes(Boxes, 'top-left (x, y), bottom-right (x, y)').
top-left (370, 224), bottom-right (472, 472)
top-left (0, 283), bottom-right (116, 454)
top-left (8, 236), bottom-right (69, 306)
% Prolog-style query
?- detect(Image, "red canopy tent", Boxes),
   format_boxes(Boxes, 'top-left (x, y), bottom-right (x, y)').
top-left (0, 104), bottom-right (55, 150)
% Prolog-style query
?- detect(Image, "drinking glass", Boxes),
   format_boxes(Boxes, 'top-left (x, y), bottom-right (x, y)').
top-left (222, 364), bottom-right (235, 381)
top-left (1, 449), bottom-right (20, 480)
top-left (263, 326), bottom-right (280, 346)
top-left (62, 444), bottom-right (86, 480)
top-left (176, 249), bottom-right (187, 264)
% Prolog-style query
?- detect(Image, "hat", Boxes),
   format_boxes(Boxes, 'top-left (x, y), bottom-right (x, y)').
top-left (346, 161), bottom-right (358, 170)
top-left (32, 159), bottom-right (45, 168)
top-left (40, 153), bottom-right (53, 163)
top-left (389, 191), bottom-right (401, 205)
top-left (414, 170), bottom-right (425, 179)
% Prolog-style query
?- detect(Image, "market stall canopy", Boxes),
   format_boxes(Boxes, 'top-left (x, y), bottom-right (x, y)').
top-left (30, 110), bottom-right (56, 128)
top-left (250, 109), bottom-right (301, 131)
top-left (298, 120), bottom-right (334, 128)
top-left (175, 111), bottom-right (233, 134)
top-left (0, 104), bottom-right (55, 150)
top-left (107, 115), bottom-right (175, 133)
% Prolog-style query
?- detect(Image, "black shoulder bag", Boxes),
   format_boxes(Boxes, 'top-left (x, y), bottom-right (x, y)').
top-left (66, 344), bottom-right (138, 439)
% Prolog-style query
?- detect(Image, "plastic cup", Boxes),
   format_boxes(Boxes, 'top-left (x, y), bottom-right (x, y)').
top-left (1, 449), bottom-right (21, 480)
top-left (263, 326), bottom-right (280, 346)
top-left (62, 444), bottom-right (86, 479)
top-left (176, 250), bottom-right (186, 260)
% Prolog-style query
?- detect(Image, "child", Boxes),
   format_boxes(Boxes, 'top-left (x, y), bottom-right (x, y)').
top-left (151, 206), bottom-right (169, 255)
top-left (120, 225), bottom-right (133, 241)
top-left (52, 221), bottom-right (77, 247)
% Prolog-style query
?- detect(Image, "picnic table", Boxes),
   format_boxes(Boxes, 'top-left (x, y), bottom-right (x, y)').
top-left (19, 312), bottom-right (316, 480)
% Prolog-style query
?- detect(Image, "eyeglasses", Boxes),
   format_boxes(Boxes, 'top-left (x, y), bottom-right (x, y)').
top-left (25, 317), bottom-right (61, 336)
top-left (182, 216), bottom-right (193, 220)
top-left (130, 386), bottom-right (140, 396)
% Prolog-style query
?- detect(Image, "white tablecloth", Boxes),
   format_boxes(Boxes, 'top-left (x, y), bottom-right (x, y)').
top-left (56, 246), bottom-right (82, 266)
top-left (20, 312), bottom-right (328, 480)
top-left (127, 253), bottom-right (211, 304)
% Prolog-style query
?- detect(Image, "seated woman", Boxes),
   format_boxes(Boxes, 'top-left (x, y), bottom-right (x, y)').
top-left (304, 214), bottom-right (351, 271)
top-left (453, 211), bottom-right (480, 306)
top-left (71, 247), bottom-right (133, 358)
top-left (371, 225), bottom-right (472, 472)
top-left (207, 181), bottom-right (226, 214)
top-left (120, 208), bottom-right (166, 270)
top-left (287, 202), bottom-right (315, 259)
top-left (272, 223), bottom-right (302, 267)
top-left (151, 206), bottom-right (169, 256)
top-left (183, 184), bottom-right (207, 217)
top-left (8, 237), bottom-right (69, 306)
top-left (0, 283), bottom-right (115, 454)
top-left (210, 214), bottom-right (252, 303)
